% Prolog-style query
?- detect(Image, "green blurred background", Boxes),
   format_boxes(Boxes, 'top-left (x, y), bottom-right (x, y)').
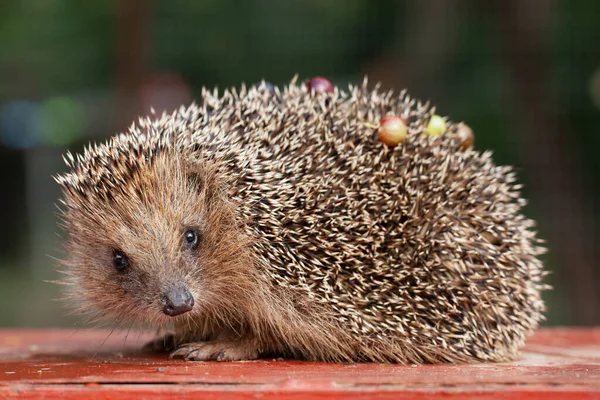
top-left (0, 0), bottom-right (598, 327)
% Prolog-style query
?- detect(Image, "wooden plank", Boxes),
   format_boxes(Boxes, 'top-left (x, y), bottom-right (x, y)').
top-left (0, 328), bottom-right (599, 399)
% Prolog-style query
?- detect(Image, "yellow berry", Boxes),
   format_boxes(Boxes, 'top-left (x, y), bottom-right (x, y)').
top-left (425, 115), bottom-right (447, 136)
top-left (378, 116), bottom-right (407, 147)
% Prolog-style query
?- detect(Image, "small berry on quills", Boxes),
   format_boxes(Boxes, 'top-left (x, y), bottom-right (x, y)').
top-left (306, 76), bottom-right (334, 93)
top-left (456, 122), bottom-right (474, 150)
top-left (425, 114), bottom-right (447, 136)
top-left (377, 116), bottom-right (407, 147)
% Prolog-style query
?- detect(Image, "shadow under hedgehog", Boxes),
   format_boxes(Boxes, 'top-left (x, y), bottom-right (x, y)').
top-left (54, 76), bottom-right (548, 363)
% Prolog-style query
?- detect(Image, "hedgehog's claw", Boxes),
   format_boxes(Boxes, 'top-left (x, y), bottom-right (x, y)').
top-left (170, 340), bottom-right (259, 361)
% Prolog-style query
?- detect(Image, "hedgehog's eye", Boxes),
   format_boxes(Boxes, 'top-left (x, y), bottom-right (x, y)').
top-left (184, 229), bottom-right (200, 249)
top-left (112, 249), bottom-right (129, 272)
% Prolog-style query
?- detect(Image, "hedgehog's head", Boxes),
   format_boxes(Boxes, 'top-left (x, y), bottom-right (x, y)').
top-left (55, 135), bottom-right (254, 328)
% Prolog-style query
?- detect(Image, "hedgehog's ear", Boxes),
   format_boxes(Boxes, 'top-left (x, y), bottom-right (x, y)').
top-left (187, 171), bottom-right (204, 192)
top-left (182, 155), bottom-right (220, 196)
top-left (183, 156), bottom-right (206, 192)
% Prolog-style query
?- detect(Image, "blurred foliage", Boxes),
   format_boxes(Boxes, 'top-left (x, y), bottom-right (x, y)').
top-left (0, 0), bottom-right (598, 327)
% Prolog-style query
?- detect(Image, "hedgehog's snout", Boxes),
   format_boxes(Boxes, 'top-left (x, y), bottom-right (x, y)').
top-left (161, 285), bottom-right (194, 317)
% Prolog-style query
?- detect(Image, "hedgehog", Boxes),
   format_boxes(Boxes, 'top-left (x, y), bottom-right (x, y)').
top-left (54, 76), bottom-right (548, 363)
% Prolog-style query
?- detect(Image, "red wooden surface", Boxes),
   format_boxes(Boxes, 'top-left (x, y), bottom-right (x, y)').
top-left (0, 328), bottom-right (598, 399)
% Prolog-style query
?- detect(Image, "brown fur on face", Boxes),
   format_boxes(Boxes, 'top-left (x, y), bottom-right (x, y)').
top-left (60, 151), bottom-right (257, 331)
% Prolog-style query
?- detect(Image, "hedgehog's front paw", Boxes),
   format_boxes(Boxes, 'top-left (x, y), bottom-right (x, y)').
top-left (170, 339), bottom-right (259, 361)
top-left (143, 334), bottom-right (177, 353)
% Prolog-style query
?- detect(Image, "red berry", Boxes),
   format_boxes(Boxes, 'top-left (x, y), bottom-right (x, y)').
top-left (306, 76), bottom-right (334, 93)
top-left (378, 116), bottom-right (407, 147)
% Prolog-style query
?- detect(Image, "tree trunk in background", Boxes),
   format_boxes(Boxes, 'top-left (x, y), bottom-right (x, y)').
top-left (489, 0), bottom-right (598, 324)
top-left (116, 0), bottom-right (150, 129)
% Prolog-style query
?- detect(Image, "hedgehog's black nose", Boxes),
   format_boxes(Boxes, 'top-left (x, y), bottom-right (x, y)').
top-left (162, 286), bottom-right (194, 317)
